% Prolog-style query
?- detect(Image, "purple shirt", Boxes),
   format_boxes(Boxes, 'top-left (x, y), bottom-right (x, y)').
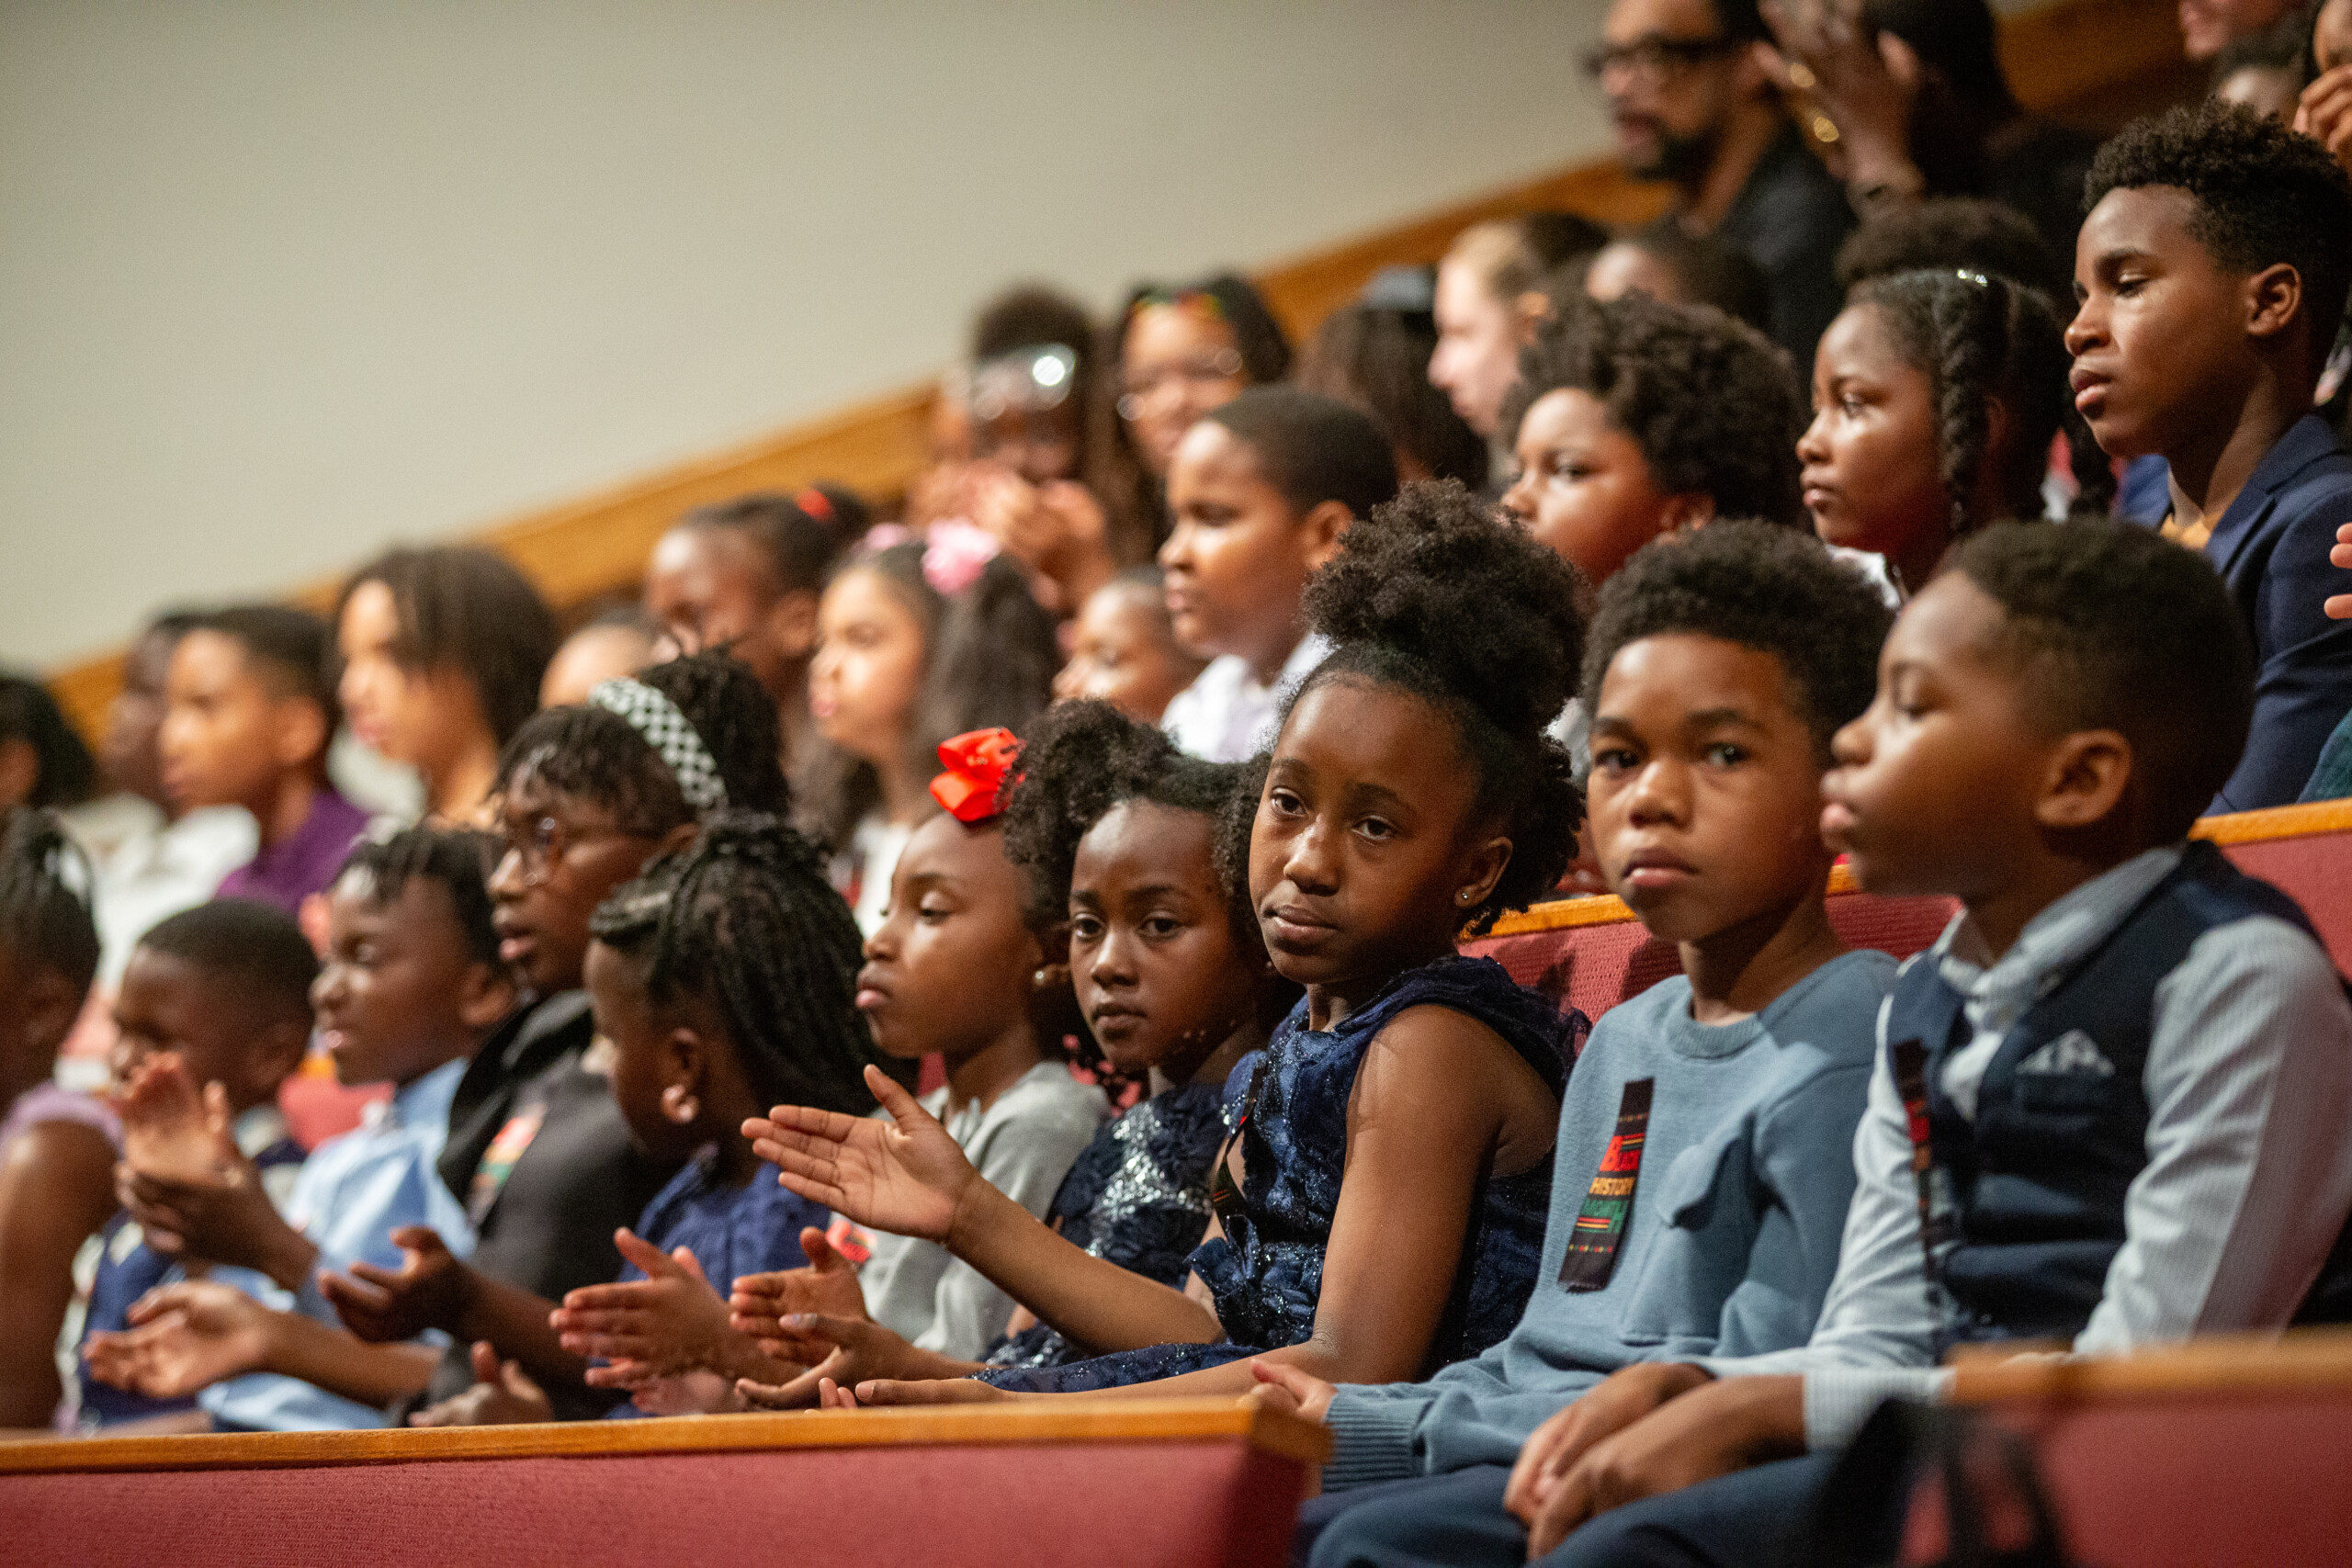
top-left (216, 788), bottom-right (370, 913)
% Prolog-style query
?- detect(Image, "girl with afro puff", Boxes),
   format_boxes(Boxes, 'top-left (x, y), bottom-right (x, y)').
top-left (793, 479), bottom-right (1586, 1407)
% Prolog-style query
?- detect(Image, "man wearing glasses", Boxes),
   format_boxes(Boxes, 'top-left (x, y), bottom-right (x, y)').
top-left (1589, 0), bottom-right (1852, 364)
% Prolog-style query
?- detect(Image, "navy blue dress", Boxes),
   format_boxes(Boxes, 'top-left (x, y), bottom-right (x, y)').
top-left (603, 1153), bottom-right (828, 1419)
top-left (978, 1079), bottom-right (1227, 1371)
top-left (978, 955), bottom-right (1567, 1393)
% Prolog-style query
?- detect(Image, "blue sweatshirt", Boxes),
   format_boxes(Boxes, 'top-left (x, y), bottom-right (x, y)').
top-left (1320, 948), bottom-right (1892, 1489)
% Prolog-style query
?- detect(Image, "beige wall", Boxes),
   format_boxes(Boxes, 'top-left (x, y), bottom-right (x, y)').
top-left (1, 0), bottom-right (1656, 668)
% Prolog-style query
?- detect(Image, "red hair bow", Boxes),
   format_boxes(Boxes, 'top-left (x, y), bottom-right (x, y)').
top-left (930, 728), bottom-right (1023, 824)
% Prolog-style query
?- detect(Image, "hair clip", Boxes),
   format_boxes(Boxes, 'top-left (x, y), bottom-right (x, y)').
top-left (792, 486), bottom-right (836, 525)
top-left (1131, 287), bottom-right (1225, 323)
top-left (856, 521), bottom-right (1000, 599)
top-left (930, 728), bottom-right (1023, 824)
top-left (1957, 269), bottom-right (1991, 288)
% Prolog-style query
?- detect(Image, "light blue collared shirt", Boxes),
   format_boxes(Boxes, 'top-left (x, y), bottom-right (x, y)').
top-left (201, 1056), bottom-right (476, 1432)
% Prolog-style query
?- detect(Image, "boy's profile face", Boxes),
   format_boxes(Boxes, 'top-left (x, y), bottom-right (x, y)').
top-left (159, 630), bottom-right (322, 813)
top-left (1588, 634), bottom-right (1836, 944)
top-left (313, 874), bottom-right (503, 1088)
top-left (2067, 186), bottom-right (2256, 462)
top-left (111, 947), bottom-right (295, 1113)
top-left (1820, 574), bottom-right (2054, 900)
top-left (1158, 423), bottom-right (1340, 674)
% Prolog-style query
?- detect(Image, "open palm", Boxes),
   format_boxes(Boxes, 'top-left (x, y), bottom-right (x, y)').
top-left (746, 1064), bottom-right (975, 1243)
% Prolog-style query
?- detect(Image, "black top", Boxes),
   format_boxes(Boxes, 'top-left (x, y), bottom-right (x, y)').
top-left (1702, 118), bottom-right (1857, 367)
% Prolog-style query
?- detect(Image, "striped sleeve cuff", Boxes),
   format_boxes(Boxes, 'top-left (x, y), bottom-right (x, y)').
top-left (1803, 1366), bottom-right (1951, 1450)
top-left (1321, 1387), bottom-right (1434, 1492)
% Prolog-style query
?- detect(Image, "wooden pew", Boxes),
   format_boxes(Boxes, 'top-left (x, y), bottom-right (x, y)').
top-left (0, 1398), bottom-right (1327, 1568)
top-left (1467, 799), bottom-right (2352, 1025)
top-left (1941, 1331), bottom-right (2352, 1567)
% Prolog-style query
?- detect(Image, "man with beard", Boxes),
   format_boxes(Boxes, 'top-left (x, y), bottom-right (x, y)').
top-left (1593, 0), bottom-right (1852, 364)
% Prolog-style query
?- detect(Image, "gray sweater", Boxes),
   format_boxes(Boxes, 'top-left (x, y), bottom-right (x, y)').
top-left (1321, 949), bottom-right (1893, 1489)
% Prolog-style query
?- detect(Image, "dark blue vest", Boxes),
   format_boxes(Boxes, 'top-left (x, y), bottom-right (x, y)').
top-left (1884, 841), bottom-right (2352, 1348)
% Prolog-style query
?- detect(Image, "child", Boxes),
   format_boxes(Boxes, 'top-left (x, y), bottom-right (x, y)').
top-left (823, 480), bottom-right (1584, 1408)
top-left (1429, 214), bottom-right (1609, 442)
top-left (1293, 276), bottom-right (1489, 488)
top-left (79, 900), bottom-right (313, 1431)
top-left (802, 541), bottom-right (1057, 932)
top-left (1275, 522), bottom-right (1896, 1560)
top-left (1113, 274), bottom-right (1293, 488)
top-left (741, 736), bottom-right (1109, 1366)
top-left (2067, 99), bottom-right (2352, 809)
top-left (1498, 295), bottom-right (1806, 592)
top-left (1050, 569), bottom-right (1206, 726)
top-left (0, 677), bottom-right (99, 814)
top-left (729, 701), bottom-right (1289, 1395)
top-left (160, 605), bottom-right (370, 913)
top-left (1498, 522), bottom-right (2352, 1567)
top-left (1799, 269), bottom-right (2072, 600)
top-left (540, 606), bottom-right (657, 709)
top-left (640, 489), bottom-right (857, 776)
top-left (93, 831), bottom-right (512, 1430)
top-left (334, 546), bottom-right (560, 824)
top-left (319, 652), bottom-right (807, 1421)
top-left (1157, 388), bottom-right (1398, 763)
top-left (387, 812), bottom-right (887, 1423)
top-left (1571, 229), bottom-right (1773, 337)
top-left (0, 810), bottom-right (117, 1427)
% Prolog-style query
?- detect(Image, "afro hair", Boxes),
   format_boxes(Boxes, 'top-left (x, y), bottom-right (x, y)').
top-left (1580, 522), bottom-right (1894, 760)
top-left (2084, 100), bottom-right (2352, 387)
top-left (1834, 197), bottom-right (2065, 299)
top-left (1498, 294), bottom-right (1807, 527)
top-left (1269, 479), bottom-right (1587, 932)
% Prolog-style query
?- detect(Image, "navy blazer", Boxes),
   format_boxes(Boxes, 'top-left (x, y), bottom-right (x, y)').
top-left (2205, 414), bottom-right (2352, 810)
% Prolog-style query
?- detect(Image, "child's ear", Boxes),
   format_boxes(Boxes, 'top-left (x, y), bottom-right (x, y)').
top-left (456, 960), bottom-right (518, 1033)
top-left (1298, 500), bottom-right (1355, 572)
top-left (1453, 833), bottom-right (1514, 916)
top-left (19, 966), bottom-right (83, 1055)
top-left (1659, 493), bottom-right (1718, 536)
top-left (1511, 289), bottom-right (1553, 344)
top-left (252, 1014), bottom-right (312, 1099)
top-left (2245, 262), bottom-right (2305, 344)
top-left (2032, 729), bottom-right (2134, 834)
top-left (766, 589), bottom-right (822, 663)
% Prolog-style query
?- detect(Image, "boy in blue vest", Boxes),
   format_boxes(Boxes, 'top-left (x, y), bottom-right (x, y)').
top-left (1260, 523), bottom-right (1900, 1560)
top-left (2066, 99), bottom-right (2352, 809)
top-left (1446, 522), bottom-right (2352, 1568)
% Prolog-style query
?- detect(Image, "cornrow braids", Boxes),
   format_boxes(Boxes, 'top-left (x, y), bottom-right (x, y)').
top-left (0, 808), bottom-right (99, 998)
top-left (590, 812), bottom-right (909, 1115)
top-left (1851, 269), bottom-right (2070, 535)
top-left (1000, 699), bottom-right (1256, 939)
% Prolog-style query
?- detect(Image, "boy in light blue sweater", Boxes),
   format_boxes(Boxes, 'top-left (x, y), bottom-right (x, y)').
top-left (1253, 523), bottom-right (1899, 1562)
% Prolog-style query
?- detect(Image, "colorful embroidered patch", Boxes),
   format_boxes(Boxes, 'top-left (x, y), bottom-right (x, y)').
top-left (1558, 1077), bottom-right (1654, 1292)
top-left (1889, 1039), bottom-right (1958, 1275)
top-left (824, 1214), bottom-right (877, 1268)
top-left (466, 1103), bottom-right (545, 1227)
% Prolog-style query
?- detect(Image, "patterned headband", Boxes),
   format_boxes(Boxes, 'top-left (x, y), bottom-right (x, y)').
top-left (587, 677), bottom-right (729, 814)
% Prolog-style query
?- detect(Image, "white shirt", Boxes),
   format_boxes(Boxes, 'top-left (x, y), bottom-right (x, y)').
top-left (1699, 846), bottom-right (2352, 1448)
top-left (1161, 635), bottom-right (1330, 763)
top-left (837, 815), bottom-right (913, 940)
top-left (62, 795), bottom-right (256, 988)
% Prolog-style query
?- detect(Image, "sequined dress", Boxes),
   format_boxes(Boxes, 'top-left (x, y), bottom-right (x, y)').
top-left (976, 954), bottom-right (1568, 1393)
top-left (978, 1079), bottom-right (1227, 1371)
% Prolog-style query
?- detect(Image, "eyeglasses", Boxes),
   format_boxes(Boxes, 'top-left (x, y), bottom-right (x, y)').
top-left (1581, 33), bottom-right (1738, 84)
top-left (495, 813), bottom-right (634, 888)
top-left (969, 344), bottom-right (1079, 421)
top-left (1116, 347), bottom-right (1246, 421)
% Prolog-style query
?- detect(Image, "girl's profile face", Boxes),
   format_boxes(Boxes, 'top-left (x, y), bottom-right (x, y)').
top-left (1068, 800), bottom-right (1261, 1080)
top-left (1799, 303), bottom-right (1947, 591)
top-left (1120, 304), bottom-right (1247, 478)
top-left (1501, 388), bottom-right (1690, 588)
top-left (485, 776), bottom-right (665, 998)
top-left (583, 936), bottom-right (697, 1159)
top-left (1052, 582), bottom-right (1203, 725)
top-left (808, 568), bottom-right (928, 768)
top-left (1428, 256), bottom-right (1522, 438)
top-left (855, 814), bottom-right (1038, 1060)
top-left (337, 581), bottom-right (480, 770)
top-left (1249, 677), bottom-right (1505, 1002)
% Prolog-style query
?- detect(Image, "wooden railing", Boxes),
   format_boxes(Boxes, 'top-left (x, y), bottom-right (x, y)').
top-left (41, 0), bottom-right (2183, 743)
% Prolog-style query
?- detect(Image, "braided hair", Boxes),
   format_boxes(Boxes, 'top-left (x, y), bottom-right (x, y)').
top-left (1849, 268), bottom-right (2099, 532)
top-left (588, 811), bottom-right (902, 1113)
top-left (1243, 480), bottom-right (1587, 935)
top-left (494, 649), bottom-right (786, 834)
top-left (0, 808), bottom-right (99, 1000)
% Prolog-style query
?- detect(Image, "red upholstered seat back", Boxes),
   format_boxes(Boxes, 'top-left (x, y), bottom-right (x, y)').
top-left (2213, 820), bottom-right (2352, 975)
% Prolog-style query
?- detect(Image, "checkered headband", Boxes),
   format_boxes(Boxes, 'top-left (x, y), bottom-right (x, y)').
top-left (586, 677), bottom-right (729, 814)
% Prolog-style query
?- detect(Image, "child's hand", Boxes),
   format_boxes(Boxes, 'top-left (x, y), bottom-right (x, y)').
top-left (723, 1312), bottom-right (929, 1409)
top-left (115, 1084), bottom-right (308, 1285)
top-left (1244, 1358), bottom-right (1337, 1424)
top-left (1502, 1361), bottom-right (1714, 1526)
top-left (114, 1054), bottom-right (228, 1187)
top-left (319, 1226), bottom-right (472, 1342)
top-left (2300, 64), bottom-right (2352, 176)
top-left (598, 1366), bottom-right (744, 1416)
top-left (407, 1340), bottom-right (552, 1427)
top-left (829, 1376), bottom-right (1011, 1408)
top-left (84, 1280), bottom-right (278, 1399)
top-left (553, 1230), bottom-right (758, 1382)
top-left (2328, 521), bottom-right (2352, 619)
top-left (728, 1227), bottom-right (871, 1355)
top-left (745, 1064), bottom-right (981, 1246)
